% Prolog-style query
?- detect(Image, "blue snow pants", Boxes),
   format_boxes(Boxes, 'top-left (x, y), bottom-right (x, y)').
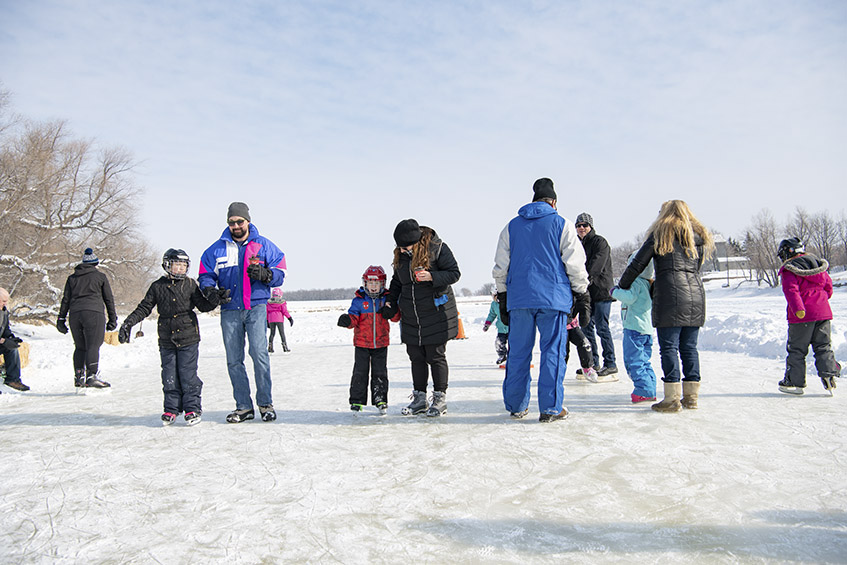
top-left (622, 328), bottom-right (657, 398)
top-left (503, 308), bottom-right (568, 415)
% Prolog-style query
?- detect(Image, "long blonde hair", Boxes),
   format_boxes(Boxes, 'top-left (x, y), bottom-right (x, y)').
top-left (648, 200), bottom-right (715, 259)
top-left (393, 226), bottom-right (434, 271)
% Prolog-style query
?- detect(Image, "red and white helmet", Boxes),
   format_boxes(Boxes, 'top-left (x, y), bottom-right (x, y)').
top-left (362, 265), bottom-right (387, 298)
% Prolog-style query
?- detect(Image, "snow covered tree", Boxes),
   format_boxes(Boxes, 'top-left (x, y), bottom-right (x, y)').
top-left (0, 95), bottom-right (156, 319)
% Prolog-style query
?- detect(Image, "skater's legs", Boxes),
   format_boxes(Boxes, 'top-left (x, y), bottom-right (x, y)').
top-left (349, 346), bottom-right (371, 405)
top-left (245, 304), bottom-right (273, 407)
top-left (176, 343), bottom-right (202, 414)
top-left (535, 309), bottom-right (567, 415)
top-left (656, 326), bottom-right (682, 383)
top-left (503, 309), bottom-right (536, 414)
top-left (370, 347), bottom-right (389, 405)
top-left (785, 322), bottom-right (813, 387)
top-left (810, 320), bottom-right (839, 377)
top-left (678, 326), bottom-right (701, 382)
top-left (221, 310), bottom-right (252, 409)
top-left (160, 347), bottom-right (182, 414)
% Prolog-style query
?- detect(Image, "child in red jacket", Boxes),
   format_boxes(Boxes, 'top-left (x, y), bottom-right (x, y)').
top-left (777, 238), bottom-right (841, 396)
top-left (337, 266), bottom-right (400, 414)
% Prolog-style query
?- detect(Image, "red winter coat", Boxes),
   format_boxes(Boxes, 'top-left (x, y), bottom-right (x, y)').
top-left (779, 254), bottom-right (833, 324)
top-left (347, 288), bottom-right (399, 349)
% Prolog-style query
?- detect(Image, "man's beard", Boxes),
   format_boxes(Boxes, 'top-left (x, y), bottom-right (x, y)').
top-left (230, 226), bottom-right (247, 239)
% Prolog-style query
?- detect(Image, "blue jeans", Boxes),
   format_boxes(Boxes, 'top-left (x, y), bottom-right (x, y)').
top-left (221, 305), bottom-right (273, 409)
top-left (622, 329), bottom-right (657, 397)
top-left (656, 326), bottom-right (700, 383)
top-left (503, 309), bottom-right (568, 415)
top-left (2, 348), bottom-right (21, 381)
top-left (584, 300), bottom-right (616, 369)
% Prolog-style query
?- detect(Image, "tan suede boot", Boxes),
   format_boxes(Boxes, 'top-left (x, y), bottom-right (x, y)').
top-left (681, 381), bottom-right (700, 409)
top-left (652, 382), bottom-right (682, 413)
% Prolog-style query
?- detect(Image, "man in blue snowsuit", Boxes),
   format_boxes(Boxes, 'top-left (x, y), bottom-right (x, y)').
top-left (492, 178), bottom-right (591, 422)
top-left (199, 202), bottom-right (286, 424)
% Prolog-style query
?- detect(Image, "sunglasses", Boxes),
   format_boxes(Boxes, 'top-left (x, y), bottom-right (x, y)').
top-left (575, 223), bottom-right (590, 228)
top-left (227, 219), bottom-right (247, 226)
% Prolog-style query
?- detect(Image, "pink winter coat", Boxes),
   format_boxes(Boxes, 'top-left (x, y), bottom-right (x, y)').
top-left (779, 254), bottom-right (833, 324)
top-left (267, 300), bottom-right (291, 323)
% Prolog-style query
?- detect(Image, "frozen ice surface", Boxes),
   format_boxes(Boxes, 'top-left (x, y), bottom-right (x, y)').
top-left (1, 280), bottom-right (846, 563)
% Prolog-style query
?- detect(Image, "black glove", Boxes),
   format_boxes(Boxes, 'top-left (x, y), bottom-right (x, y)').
top-left (379, 302), bottom-right (398, 320)
top-left (118, 324), bottom-right (132, 344)
top-left (247, 263), bottom-right (273, 284)
top-left (217, 288), bottom-right (231, 304)
top-left (106, 319), bottom-right (117, 332)
top-left (573, 292), bottom-right (592, 329)
top-left (57, 317), bottom-right (69, 334)
top-left (3, 337), bottom-right (21, 349)
top-left (203, 286), bottom-right (222, 306)
top-left (497, 292), bottom-right (509, 327)
top-left (337, 314), bottom-right (351, 328)
top-left (288, 316), bottom-right (294, 326)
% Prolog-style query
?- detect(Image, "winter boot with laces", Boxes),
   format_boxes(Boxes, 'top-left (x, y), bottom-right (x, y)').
top-left (426, 391), bottom-right (447, 417)
top-left (401, 390), bottom-right (428, 415)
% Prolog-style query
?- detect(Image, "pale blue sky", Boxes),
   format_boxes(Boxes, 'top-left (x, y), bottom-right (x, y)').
top-left (2, 0), bottom-right (845, 289)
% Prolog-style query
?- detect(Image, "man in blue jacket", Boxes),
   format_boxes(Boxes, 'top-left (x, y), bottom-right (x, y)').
top-left (199, 202), bottom-right (286, 423)
top-left (492, 179), bottom-right (591, 422)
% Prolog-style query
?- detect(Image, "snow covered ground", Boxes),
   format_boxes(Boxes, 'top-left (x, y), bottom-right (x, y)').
top-left (1, 279), bottom-right (846, 563)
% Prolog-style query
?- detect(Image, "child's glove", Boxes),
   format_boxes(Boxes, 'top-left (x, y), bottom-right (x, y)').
top-left (337, 314), bottom-right (351, 328)
top-left (106, 318), bottom-right (118, 332)
top-left (56, 317), bottom-right (69, 334)
top-left (118, 324), bottom-right (132, 344)
top-left (796, 310), bottom-right (806, 319)
top-left (288, 316), bottom-right (294, 326)
top-left (483, 321), bottom-right (492, 332)
top-left (247, 263), bottom-right (273, 284)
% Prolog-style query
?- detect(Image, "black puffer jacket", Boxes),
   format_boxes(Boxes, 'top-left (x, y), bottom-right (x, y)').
top-left (618, 233), bottom-right (706, 328)
top-left (580, 230), bottom-right (615, 303)
top-left (58, 263), bottom-right (118, 326)
top-left (123, 277), bottom-right (217, 348)
top-left (387, 230), bottom-right (461, 346)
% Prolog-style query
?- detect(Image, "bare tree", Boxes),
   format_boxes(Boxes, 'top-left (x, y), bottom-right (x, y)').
top-left (837, 211), bottom-right (847, 269)
top-left (611, 231), bottom-right (647, 280)
top-left (808, 210), bottom-right (837, 264)
top-left (743, 209), bottom-right (782, 287)
top-left (0, 114), bottom-right (157, 319)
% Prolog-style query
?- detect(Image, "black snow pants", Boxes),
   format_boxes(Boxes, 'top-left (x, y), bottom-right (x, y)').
top-left (160, 343), bottom-right (203, 414)
top-left (349, 346), bottom-right (388, 406)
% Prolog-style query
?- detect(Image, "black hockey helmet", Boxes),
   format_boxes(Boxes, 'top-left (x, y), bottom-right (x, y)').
top-left (162, 248), bottom-right (190, 279)
top-left (777, 237), bottom-right (805, 262)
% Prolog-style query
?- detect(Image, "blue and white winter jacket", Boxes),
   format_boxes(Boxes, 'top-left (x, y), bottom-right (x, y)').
top-left (492, 201), bottom-right (589, 312)
top-left (198, 223), bottom-right (286, 310)
top-left (612, 258), bottom-right (653, 335)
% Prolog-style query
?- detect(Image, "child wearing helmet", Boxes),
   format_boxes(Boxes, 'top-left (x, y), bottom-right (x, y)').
top-left (776, 237), bottom-right (840, 395)
top-left (337, 265), bottom-right (400, 414)
top-left (267, 287), bottom-right (293, 353)
top-left (118, 248), bottom-right (226, 425)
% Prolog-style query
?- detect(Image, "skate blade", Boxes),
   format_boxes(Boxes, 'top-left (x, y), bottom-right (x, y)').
top-left (185, 418), bottom-right (201, 426)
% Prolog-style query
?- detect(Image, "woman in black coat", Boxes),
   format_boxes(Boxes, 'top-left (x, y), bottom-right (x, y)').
top-left (383, 219), bottom-right (460, 418)
top-left (617, 200), bottom-right (714, 413)
top-left (56, 248), bottom-right (118, 388)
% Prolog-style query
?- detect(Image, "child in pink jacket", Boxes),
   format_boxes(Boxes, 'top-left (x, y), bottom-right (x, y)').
top-left (776, 238), bottom-right (840, 395)
top-left (267, 287), bottom-right (293, 353)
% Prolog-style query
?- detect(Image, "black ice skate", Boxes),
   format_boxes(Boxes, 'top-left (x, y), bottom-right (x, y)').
top-left (226, 408), bottom-right (255, 423)
top-left (821, 376), bottom-right (837, 396)
top-left (161, 412), bottom-right (177, 426)
top-left (259, 405), bottom-right (276, 422)
top-left (184, 412), bottom-right (202, 426)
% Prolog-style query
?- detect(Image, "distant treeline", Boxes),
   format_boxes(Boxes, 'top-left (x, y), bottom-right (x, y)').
top-left (283, 287), bottom-right (359, 301)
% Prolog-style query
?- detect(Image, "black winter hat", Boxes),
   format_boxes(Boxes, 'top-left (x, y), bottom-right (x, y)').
top-left (393, 219), bottom-right (422, 247)
top-left (532, 178), bottom-right (557, 201)
top-left (227, 202), bottom-right (251, 222)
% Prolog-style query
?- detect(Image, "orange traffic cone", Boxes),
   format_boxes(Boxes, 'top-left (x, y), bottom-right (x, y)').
top-left (456, 312), bottom-right (467, 339)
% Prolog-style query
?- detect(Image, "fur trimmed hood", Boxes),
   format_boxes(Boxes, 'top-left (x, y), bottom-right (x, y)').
top-left (780, 254), bottom-right (829, 277)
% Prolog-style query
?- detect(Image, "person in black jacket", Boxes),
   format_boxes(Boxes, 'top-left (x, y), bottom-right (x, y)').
top-left (56, 248), bottom-right (118, 388)
top-left (0, 288), bottom-right (29, 392)
top-left (575, 212), bottom-right (618, 379)
top-left (118, 249), bottom-right (225, 426)
top-left (616, 200), bottom-right (714, 413)
top-left (381, 219), bottom-right (460, 417)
